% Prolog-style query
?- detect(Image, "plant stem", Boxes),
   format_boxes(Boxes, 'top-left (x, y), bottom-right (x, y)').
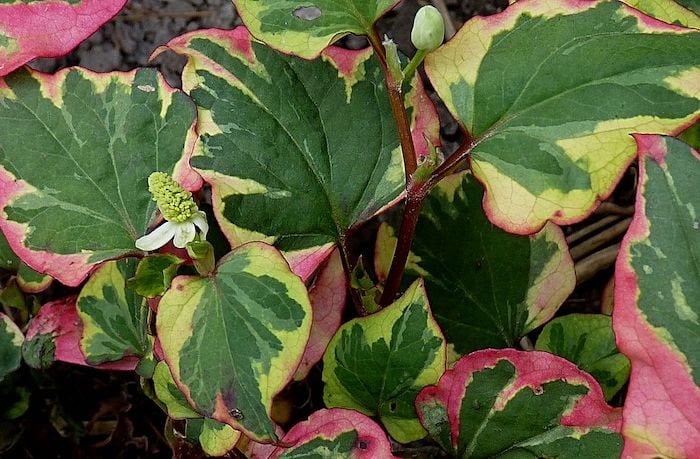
top-left (368, 29), bottom-right (418, 176)
top-left (402, 49), bottom-right (427, 82)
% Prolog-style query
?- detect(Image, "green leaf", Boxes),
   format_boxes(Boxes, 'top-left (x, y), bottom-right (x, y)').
top-left (233, 0), bottom-right (398, 59)
top-left (416, 349), bottom-right (623, 458)
top-left (323, 280), bottom-right (446, 443)
top-left (0, 231), bottom-right (19, 271)
top-left (77, 259), bottom-right (149, 365)
top-left (157, 27), bottom-right (405, 272)
top-left (0, 312), bottom-right (23, 381)
top-left (16, 261), bottom-right (52, 293)
top-left (156, 242), bottom-right (311, 442)
top-left (0, 67), bottom-right (199, 286)
top-left (613, 135), bottom-right (700, 457)
top-left (425, 0), bottom-right (700, 234)
top-left (127, 254), bottom-right (183, 298)
top-left (536, 314), bottom-right (630, 401)
top-left (377, 172), bottom-right (575, 354)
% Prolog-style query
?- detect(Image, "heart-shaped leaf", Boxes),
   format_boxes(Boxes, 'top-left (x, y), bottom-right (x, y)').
top-left (425, 0), bottom-right (700, 234)
top-left (233, 0), bottom-right (399, 59)
top-left (376, 172), bottom-right (574, 354)
top-left (323, 280), bottom-right (446, 443)
top-left (156, 242), bottom-right (311, 442)
top-left (269, 408), bottom-right (398, 458)
top-left (0, 0), bottom-right (127, 76)
top-left (0, 67), bottom-right (199, 286)
top-left (416, 349), bottom-right (622, 458)
top-left (0, 312), bottom-right (23, 381)
top-left (614, 135), bottom-right (700, 458)
top-left (76, 259), bottom-right (149, 365)
top-left (155, 27), bottom-right (412, 275)
top-left (536, 314), bottom-right (630, 401)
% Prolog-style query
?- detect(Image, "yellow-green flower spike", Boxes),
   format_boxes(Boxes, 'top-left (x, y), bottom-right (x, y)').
top-left (148, 172), bottom-right (198, 223)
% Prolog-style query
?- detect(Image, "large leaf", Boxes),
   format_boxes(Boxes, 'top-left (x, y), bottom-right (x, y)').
top-left (156, 242), bottom-right (311, 442)
top-left (22, 296), bottom-right (138, 370)
top-left (0, 67), bottom-right (199, 286)
top-left (624, 0), bottom-right (700, 27)
top-left (425, 0), bottom-right (700, 234)
top-left (0, 312), bottom-right (23, 381)
top-left (416, 349), bottom-right (622, 458)
top-left (233, 0), bottom-right (399, 59)
top-left (76, 259), bottom-right (149, 365)
top-left (535, 314), bottom-right (630, 401)
top-left (323, 280), bottom-right (446, 443)
top-left (155, 27), bottom-right (407, 274)
top-left (0, 0), bottom-right (127, 76)
top-left (613, 135), bottom-right (700, 457)
top-left (376, 172), bottom-right (575, 354)
top-left (269, 408), bottom-right (398, 459)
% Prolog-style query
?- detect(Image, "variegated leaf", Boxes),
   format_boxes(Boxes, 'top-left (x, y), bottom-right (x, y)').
top-left (425, 0), bottom-right (700, 234)
top-left (156, 242), bottom-right (311, 442)
top-left (76, 259), bottom-right (149, 365)
top-left (155, 27), bottom-right (411, 275)
top-left (0, 312), bottom-right (23, 381)
top-left (613, 134), bottom-right (700, 457)
top-left (233, 0), bottom-right (399, 59)
top-left (0, 67), bottom-right (199, 286)
top-left (323, 280), bottom-right (446, 443)
top-left (416, 349), bottom-right (622, 458)
top-left (624, 0), bottom-right (700, 27)
top-left (376, 172), bottom-right (575, 354)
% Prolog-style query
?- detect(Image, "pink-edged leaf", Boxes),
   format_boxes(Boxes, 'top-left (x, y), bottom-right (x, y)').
top-left (294, 249), bottom-right (346, 381)
top-left (154, 26), bottom-right (436, 279)
top-left (416, 349), bottom-right (622, 457)
top-left (613, 134), bottom-right (700, 458)
top-left (0, 67), bottom-right (199, 286)
top-left (22, 296), bottom-right (138, 371)
top-left (269, 408), bottom-right (398, 459)
top-left (0, 0), bottom-right (128, 76)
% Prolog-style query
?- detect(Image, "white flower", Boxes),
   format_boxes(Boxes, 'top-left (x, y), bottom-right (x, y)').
top-left (135, 210), bottom-right (209, 251)
top-left (135, 172), bottom-right (209, 251)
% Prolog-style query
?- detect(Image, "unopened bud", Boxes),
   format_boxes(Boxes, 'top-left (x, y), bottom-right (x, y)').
top-left (411, 6), bottom-right (445, 52)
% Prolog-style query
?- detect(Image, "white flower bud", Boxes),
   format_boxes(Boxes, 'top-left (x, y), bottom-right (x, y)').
top-left (411, 6), bottom-right (445, 52)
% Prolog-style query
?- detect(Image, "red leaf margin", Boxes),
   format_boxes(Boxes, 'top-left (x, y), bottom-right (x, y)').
top-left (416, 349), bottom-right (622, 453)
top-left (0, 66), bottom-right (201, 287)
top-left (0, 0), bottom-right (127, 76)
top-left (613, 134), bottom-right (700, 458)
top-left (268, 408), bottom-right (398, 459)
top-left (24, 296), bottom-right (138, 371)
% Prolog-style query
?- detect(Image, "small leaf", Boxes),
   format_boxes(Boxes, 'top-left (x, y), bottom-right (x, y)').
top-left (0, 67), bottom-right (199, 286)
top-left (425, 0), bottom-right (700, 234)
top-left (0, 231), bottom-right (19, 271)
top-left (377, 172), bottom-right (575, 354)
top-left (22, 296), bottom-right (138, 371)
top-left (269, 408), bottom-right (398, 458)
top-left (613, 135), bottom-right (700, 457)
top-left (323, 280), bottom-right (446, 443)
top-left (294, 249), bottom-right (346, 381)
top-left (536, 314), bottom-right (630, 401)
top-left (77, 259), bottom-right (149, 365)
top-left (16, 261), bottom-right (52, 293)
top-left (0, 0), bottom-right (127, 76)
top-left (233, 0), bottom-right (399, 59)
top-left (416, 349), bottom-right (622, 458)
top-left (157, 242), bottom-right (311, 442)
top-left (0, 313), bottom-right (23, 381)
top-left (127, 254), bottom-right (183, 298)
